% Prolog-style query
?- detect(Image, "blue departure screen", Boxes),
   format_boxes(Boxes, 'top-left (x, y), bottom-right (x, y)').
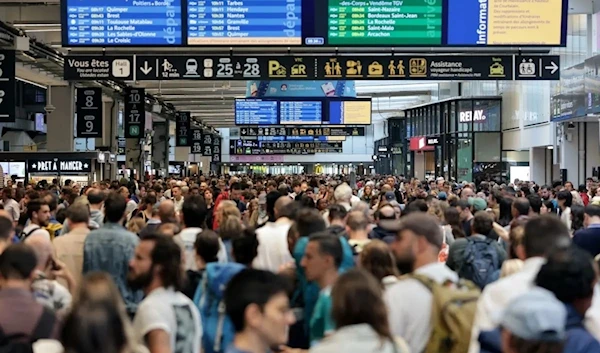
top-left (280, 101), bottom-right (322, 125)
top-left (235, 99), bottom-right (279, 125)
top-left (65, 0), bottom-right (182, 45)
top-left (187, 0), bottom-right (302, 46)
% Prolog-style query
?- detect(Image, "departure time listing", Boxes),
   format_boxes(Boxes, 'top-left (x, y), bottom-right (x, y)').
top-left (328, 0), bottom-right (442, 45)
top-left (65, 0), bottom-right (182, 45)
top-left (187, 0), bottom-right (302, 45)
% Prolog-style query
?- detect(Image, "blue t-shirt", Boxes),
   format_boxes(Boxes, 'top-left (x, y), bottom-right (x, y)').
top-left (309, 287), bottom-right (335, 346)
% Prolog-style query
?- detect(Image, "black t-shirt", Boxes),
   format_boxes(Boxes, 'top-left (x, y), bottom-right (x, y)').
top-left (462, 218), bottom-right (473, 238)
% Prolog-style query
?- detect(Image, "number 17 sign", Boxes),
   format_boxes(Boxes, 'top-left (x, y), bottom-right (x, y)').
top-left (124, 88), bottom-right (145, 138)
top-left (76, 87), bottom-right (103, 138)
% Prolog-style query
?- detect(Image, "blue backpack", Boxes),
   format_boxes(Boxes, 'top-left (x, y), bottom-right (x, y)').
top-left (194, 262), bottom-right (245, 353)
top-left (458, 237), bottom-right (501, 289)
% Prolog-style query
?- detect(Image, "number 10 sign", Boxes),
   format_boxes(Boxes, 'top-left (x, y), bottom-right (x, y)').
top-left (76, 87), bottom-right (103, 138)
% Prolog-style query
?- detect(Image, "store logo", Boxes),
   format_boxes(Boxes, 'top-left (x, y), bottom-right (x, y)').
top-left (459, 109), bottom-right (487, 123)
top-left (427, 138), bottom-right (439, 146)
top-left (418, 137), bottom-right (426, 149)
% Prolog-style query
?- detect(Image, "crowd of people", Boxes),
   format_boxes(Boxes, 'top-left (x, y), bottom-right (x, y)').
top-left (0, 173), bottom-right (599, 353)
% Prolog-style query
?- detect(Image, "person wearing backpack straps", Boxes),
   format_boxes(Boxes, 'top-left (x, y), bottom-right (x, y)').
top-left (446, 211), bottom-right (507, 289)
top-left (385, 213), bottom-right (480, 353)
top-left (20, 199), bottom-right (51, 241)
top-left (0, 244), bottom-right (58, 352)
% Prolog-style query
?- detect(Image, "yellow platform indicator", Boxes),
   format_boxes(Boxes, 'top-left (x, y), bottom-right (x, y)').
top-left (268, 60), bottom-right (287, 78)
top-left (346, 60), bottom-right (363, 77)
top-left (409, 58), bottom-right (427, 77)
top-left (324, 59), bottom-right (343, 77)
top-left (368, 61), bottom-right (384, 77)
top-left (388, 59), bottom-right (406, 77)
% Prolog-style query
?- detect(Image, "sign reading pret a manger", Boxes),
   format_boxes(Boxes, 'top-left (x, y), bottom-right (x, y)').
top-left (64, 56), bottom-right (134, 80)
top-left (28, 159), bottom-right (92, 173)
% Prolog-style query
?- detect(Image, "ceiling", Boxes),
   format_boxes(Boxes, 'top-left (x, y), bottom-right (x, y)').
top-left (1, 0), bottom-right (591, 127)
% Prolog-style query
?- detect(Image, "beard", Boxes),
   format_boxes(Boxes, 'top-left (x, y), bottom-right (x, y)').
top-left (127, 269), bottom-right (153, 291)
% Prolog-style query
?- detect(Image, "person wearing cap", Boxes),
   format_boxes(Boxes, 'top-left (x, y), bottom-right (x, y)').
top-left (437, 191), bottom-right (448, 201)
top-left (369, 204), bottom-right (398, 245)
top-left (478, 287), bottom-right (567, 353)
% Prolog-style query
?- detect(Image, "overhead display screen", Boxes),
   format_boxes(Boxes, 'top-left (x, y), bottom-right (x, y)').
top-left (328, 100), bottom-right (372, 125)
top-left (63, 0), bottom-right (183, 45)
top-left (235, 98), bottom-right (371, 125)
top-left (62, 0), bottom-right (567, 47)
top-left (235, 99), bottom-right (279, 125)
top-left (280, 101), bottom-right (322, 125)
top-left (187, 0), bottom-right (302, 45)
top-left (327, 0), bottom-right (442, 45)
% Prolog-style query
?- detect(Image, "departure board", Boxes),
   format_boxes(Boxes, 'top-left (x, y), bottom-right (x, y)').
top-left (327, 0), bottom-right (442, 45)
top-left (187, 0), bottom-right (302, 45)
top-left (64, 0), bottom-right (182, 45)
top-left (280, 101), bottom-right (322, 125)
top-left (235, 99), bottom-right (279, 125)
top-left (328, 100), bottom-right (371, 125)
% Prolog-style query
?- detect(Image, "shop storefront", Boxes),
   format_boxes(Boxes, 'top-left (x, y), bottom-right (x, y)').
top-left (0, 152), bottom-right (101, 186)
top-left (399, 97), bottom-right (503, 183)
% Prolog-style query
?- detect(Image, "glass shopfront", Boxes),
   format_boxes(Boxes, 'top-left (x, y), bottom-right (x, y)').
top-left (396, 97), bottom-right (502, 183)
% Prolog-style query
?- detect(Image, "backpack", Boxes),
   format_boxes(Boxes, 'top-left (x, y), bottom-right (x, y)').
top-left (407, 274), bottom-right (480, 353)
top-left (458, 237), bottom-right (501, 289)
top-left (18, 227), bottom-right (40, 242)
top-left (197, 262), bottom-right (245, 353)
top-left (0, 307), bottom-right (55, 353)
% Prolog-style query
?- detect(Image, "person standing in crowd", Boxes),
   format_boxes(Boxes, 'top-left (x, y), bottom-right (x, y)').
top-left (128, 234), bottom-right (201, 353)
top-left (53, 204), bottom-right (91, 288)
top-left (83, 192), bottom-right (142, 317)
top-left (61, 188), bottom-right (105, 235)
top-left (1, 187), bottom-right (19, 226)
top-left (359, 240), bottom-right (399, 288)
top-left (172, 185), bottom-right (184, 215)
top-left (456, 199), bottom-right (475, 238)
top-left (224, 269), bottom-right (295, 353)
top-left (301, 232), bottom-right (343, 346)
top-left (310, 269), bottom-right (409, 353)
top-left (345, 210), bottom-right (371, 254)
top-left (253, 193), bottom-right (294, 272)
top-left (369, 205), bottom-right (398, 244)
top-left (0, 244), bottom-right (58, 341)
top-left (469, 215), bottom-right (573, 353)
top-left (385, 213), bottom-right (459, 353)
top-left (0, 215), bottom-right (14, 253)
top-left (573, 205), bottom-right (600, 258)
top-left (175, 195), bottom-right (209, 271)
top-left (22, 199), bottom-right (51, 240)
top-left (139, 199), bottom-right (175, 237)
top-left (557, 190), bottom-right (573, 230)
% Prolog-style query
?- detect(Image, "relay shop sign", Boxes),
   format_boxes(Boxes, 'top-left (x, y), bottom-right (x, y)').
top-left (0, 50), bottom-right (15, 123)
top-left (459, 109), bottom-right (487, 123)
top-left (76, 88), bottom-right (103, 138)
top-left (124, 88), bottom-right (145, 138)
top-left (64, 54), bottom-right (561, 81)
top-left (64, 56), bottom-right (134, 80)
top-left (28, 159), bottom-right (92, 173)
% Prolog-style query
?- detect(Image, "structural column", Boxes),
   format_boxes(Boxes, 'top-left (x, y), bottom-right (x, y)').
top-left (46, 85), bottom-right (75, 152)
top-left (151, 121), bottom-right (169, 177)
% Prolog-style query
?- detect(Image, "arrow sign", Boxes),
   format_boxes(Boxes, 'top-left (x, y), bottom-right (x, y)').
top-left (545, 61), bottom-right (559, 75)
top-left (140, 61), bottom-right (152, 75)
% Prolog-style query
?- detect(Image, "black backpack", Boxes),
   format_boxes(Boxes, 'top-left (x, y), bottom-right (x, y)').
top-left (0, 307), bottom-right (56, 353)
top-left (18, 227), bottom-right (40, 242)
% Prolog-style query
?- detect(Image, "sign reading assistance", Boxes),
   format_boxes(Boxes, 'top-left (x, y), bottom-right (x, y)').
top-left (447, 0), bottom-right (564, 45)
top-left (328, 0), bottom-right (442, 45)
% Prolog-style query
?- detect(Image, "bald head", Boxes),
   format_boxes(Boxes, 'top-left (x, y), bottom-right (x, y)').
top-left (274, 196), bottom-right (292, 219)
top-left (24, 234), bottom-right (53, 270)
top-left (378, 205), bottom-right (396, 220)
top-left (158, 200), bottom-right (176, 223)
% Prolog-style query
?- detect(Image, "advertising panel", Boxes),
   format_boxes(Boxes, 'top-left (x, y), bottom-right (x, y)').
top-left (246, 81), bottom-right (356, 98)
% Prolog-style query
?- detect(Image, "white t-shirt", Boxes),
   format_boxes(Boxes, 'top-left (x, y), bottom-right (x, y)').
top-left (252, 219), bottom-right (293, 272)
top-left (175, 227), bottom-right (228, 270)
top-left (22, 224), bottom-right (50, 240)
top-left (133, 287), bottom-right (202, 353)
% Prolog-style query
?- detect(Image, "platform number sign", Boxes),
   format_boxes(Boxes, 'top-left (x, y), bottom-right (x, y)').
top-left (202, 133), bottom-right (213, 156)
top-left (212, 137), bottom-right (221, 163)
top-left (191, 128), bottom-right (202, 154)
top-left (0, 51), bottom-right (15, 123)
top-left (124, 88), bottom-right (145, 138)
top-left (175, 112), bottom-right (191, 147)
top-left (76, 87), bottom-right (102, 138)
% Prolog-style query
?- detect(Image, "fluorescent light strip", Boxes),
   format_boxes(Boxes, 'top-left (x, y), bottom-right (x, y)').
top-left (16, 77), bottom-right (47, 90)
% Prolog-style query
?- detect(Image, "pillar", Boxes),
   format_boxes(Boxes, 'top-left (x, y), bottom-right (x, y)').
top-left (151, 121), bottom-right (169, 176)
top-left (529, 147), bottom-right (546, 185)
top-left (560, 123), bottom-right (579, 184)
top-left (46, 85), bottom-right (75, 152)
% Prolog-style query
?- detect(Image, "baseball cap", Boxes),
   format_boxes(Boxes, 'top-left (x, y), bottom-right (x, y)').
top-left (384, 191), bottom-right (396, 202)
top-left (468, 197), bottom-right (487, 212)
top-left (437, 192), bottom-right (448, 201)
top-left (499, 287), bottom-right (566, 342)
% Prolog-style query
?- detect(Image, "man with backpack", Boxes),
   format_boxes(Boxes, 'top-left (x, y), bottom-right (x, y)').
top-left (446, 211), bottom-right (507, 289)
top-left (21, 199), bottom-right (51, 241)
top-left (0, 244), bottom-right (58, 351)
top-left (385, 213), bottom-right (479, 353)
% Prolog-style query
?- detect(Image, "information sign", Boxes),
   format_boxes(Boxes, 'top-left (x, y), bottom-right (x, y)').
top-left (0, 50), bottom-right (15, 122)
top-left (175, 111), bottom-right (191, 147)
top-left (76, 87), bottom-right (103, 138)
top-left (124, 88), bottom-right (145, 138)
